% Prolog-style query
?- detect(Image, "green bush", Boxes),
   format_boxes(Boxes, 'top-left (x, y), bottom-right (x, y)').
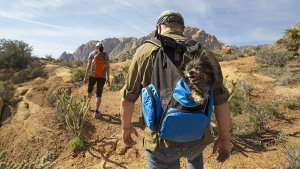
top-left (45, 54), bottom-right (55, 62)
top-left (283, 97), bottom-right (300, 110)
top-left (241, 47), bottom-right (256, 56)
top-left (258, 66), bottom-right (297, 86)
top-left (255, 48), bottom-right (291, 67)
top-left (262, 102), bottom-right (283, 119)
top-left (71, 67), bottom-right (85, 82)
top-left (26, 60), bottom-right (48, 79)
top-left (68, 135), bottom-right (85, 152)
top-left (213, 50), bottom-right (243, 62)
top-left (226, 80), bottom-right (252, 116)
top-left (109, 65), bottom-right (129, 91)
top-left (249, 106), bottom-right (269, 132)
top-left (285, 25), bottom-right (300, 51)
top-left (278, 68), bottom-right (296, 86)
top-left (0, 81), bottom-right (13, 101)
top-left (0, 39), bottom-right (33, 69)
top-left (47, 94), bottom-right (57, 107)
top-left (282, 143), bottom-right (300, 169)
top-left (0, 151), bottom-right (56, 169)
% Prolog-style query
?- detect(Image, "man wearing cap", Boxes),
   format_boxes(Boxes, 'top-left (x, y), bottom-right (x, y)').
top-left (120, 10), bottom-right (231, 168)
top-left (84, 42), bottom-right (110, 118)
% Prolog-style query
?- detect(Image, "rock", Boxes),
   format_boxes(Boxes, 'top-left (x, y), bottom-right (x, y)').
top-left (59, 27), bottom-right (224, 61)
top-left (11, 70), bottom-right (29, 84)
top-left (14, 86), bottom-right (30, 97)
top-left (59, 51), bottom-right (74, 61)
top-left (0, 104), bottom-right (12, 124)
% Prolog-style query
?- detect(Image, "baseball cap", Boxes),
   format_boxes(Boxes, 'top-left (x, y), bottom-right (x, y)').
top-left (157, 10), bottom-right (184, 25)
top-left (96, 42), bottom-right (103, 47)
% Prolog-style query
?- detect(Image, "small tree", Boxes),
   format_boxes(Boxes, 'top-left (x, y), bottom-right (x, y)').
top-left (0, 39), bottom-right (33, 69)
top-left (285, 25), bottom-right (300, 48)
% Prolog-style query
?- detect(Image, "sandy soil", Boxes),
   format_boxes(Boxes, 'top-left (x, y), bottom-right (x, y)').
top-left (0, 56), bottom-right (299, 169)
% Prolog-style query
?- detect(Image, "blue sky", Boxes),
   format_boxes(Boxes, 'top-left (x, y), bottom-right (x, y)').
top-left (0, 0), bottom-right (299, 58)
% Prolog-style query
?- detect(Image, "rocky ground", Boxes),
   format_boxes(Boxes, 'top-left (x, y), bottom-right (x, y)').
top-left (0, 56), bottom-right (299, 169)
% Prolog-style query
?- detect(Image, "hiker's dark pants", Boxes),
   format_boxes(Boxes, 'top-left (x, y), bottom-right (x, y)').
top-left (145, 142), bottom-right (206, 169)
top-left (87, 76), bottom-right (106, 97)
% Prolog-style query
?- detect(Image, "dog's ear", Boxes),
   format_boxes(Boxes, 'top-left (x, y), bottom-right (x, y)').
top-left (201, 50), bottom-right (222, 86)
top-left (183, 52), bottom-right (192, 64)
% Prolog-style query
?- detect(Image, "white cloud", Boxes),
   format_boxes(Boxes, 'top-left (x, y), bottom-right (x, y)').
top-left (0, 0), bottom-right (73, 19)
top-left (0, 0), bottom-right (299, 57)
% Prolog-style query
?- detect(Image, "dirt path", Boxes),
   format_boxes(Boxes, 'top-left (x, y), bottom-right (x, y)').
top-left (1, 57), bottom-right (299, 169)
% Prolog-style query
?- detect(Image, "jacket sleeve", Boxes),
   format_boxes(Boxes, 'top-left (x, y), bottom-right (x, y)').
top-left (204, 49), bottom-right (230, 105)
top-left (121, 43), bottom-right (158, 103)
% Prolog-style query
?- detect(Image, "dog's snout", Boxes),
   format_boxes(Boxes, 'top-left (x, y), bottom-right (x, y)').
top-left (189, 69), bottom-right (195, 75)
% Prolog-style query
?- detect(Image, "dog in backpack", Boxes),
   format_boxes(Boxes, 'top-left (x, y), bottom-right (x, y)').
top-left (180, 50), bottom-right (220, 105)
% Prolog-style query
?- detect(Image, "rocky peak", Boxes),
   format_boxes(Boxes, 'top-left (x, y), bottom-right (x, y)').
top-left (59, 27), bottom-right (224, 61)
top-left (59, 51), bottom-right (74, 60)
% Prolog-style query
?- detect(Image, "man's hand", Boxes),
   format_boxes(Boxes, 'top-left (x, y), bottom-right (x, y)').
top-left (122, 126), bottom-right (138, 146)
top-left (213, 137), bottom-right (231, 163)
top-left (83, 76), bottom-right (88, 85)
top-left (106, 78), bottom-right (111, 86)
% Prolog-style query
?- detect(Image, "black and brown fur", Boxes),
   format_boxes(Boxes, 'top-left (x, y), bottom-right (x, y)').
top-left (180, 50), bottom-right (221, 104)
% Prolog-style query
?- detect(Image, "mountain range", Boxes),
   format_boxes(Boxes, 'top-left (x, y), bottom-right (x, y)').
top-left (59, 27), bottom-right (224, 61)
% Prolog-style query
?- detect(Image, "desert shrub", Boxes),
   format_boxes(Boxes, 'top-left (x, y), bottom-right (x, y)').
top-left (0, 151), bottom-right (56, 169)
top-left (258, 66), bottom-right (297, 86)
top-left (283, 100), bottom-right (298, 110)
top-left (241, 47), bottom-right (256, 56)
top-left (0, 81), bottom-right (13, 101)
top-left (213, 49), bottom-right (243, 62)
top-left (45, 54), bottom-right (55, 62)
top-left (282, 143), bottom-right (300, 169)
top-left (277, 68), bottom-right (296, 86)
top-left (73, 60), bottom-right (84, 67)
top-left (58, 60), bottom-right (84, 68)
top-left (58, 60), bottom-right (73, 68)
top-left (0, 39), bottom-right (33, 69)
top-left (10, 60), bottom-right (47, 84)
top-left (249, 106), bottom-right (269, 132)
top-left (68, 135), bottom-right (85, 152)
top-left (71, 67), bottom-right (85, 82)
top-left (109, 74), bottom-right (125, 91)
top-left (284, 25), bottom-right (300, 51)
top-left (255, 48), bottom-right (291, 67)
top-left (47, 94), bottom-right (57, 108)
top-left (226, 79), bottom-right (252, 116)
top-left (54, 89), bottom-right (89, 137)
top-left (248, 101), bottom-right (283, 132)
top-left (260, 66), bottom-right (287, 77)
top-left (109, 65), bottom-right (129, 91)
top-left (262, 101), bottom-right (283, 119)
top-left (282, 97), bottom-right (300, 110)
top-left (26, 59), bottom-right (48, 79)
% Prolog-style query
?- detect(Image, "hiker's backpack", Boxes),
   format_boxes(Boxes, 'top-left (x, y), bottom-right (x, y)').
top-left (141, 35), bottom-right (214, 142)
top-left (93, 52), bottom-right (108, 78)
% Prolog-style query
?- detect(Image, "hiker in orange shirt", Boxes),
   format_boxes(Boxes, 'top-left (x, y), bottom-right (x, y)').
top-left (84, 42), bottom-right (110, 118)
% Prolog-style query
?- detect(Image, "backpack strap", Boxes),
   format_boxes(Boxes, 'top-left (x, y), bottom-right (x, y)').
top-left (145, 38), bottom-right (162, 48)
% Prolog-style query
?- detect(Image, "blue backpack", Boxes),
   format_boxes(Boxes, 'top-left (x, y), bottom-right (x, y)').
top-left (141, 35), bottom-right (213, 143)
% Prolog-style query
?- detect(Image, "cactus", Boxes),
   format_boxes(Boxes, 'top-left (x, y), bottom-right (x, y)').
top-left (53, 89), bottom-right (90, 137)
top-left (0, 151), bottom-right (54, 169)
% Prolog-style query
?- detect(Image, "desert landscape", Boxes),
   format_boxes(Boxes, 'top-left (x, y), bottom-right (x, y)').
top-left (0, 23), bottom-right (300, 169)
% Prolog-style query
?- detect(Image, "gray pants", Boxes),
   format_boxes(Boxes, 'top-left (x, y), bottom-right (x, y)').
top-left (145, 143), bottom-right (206, 169)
